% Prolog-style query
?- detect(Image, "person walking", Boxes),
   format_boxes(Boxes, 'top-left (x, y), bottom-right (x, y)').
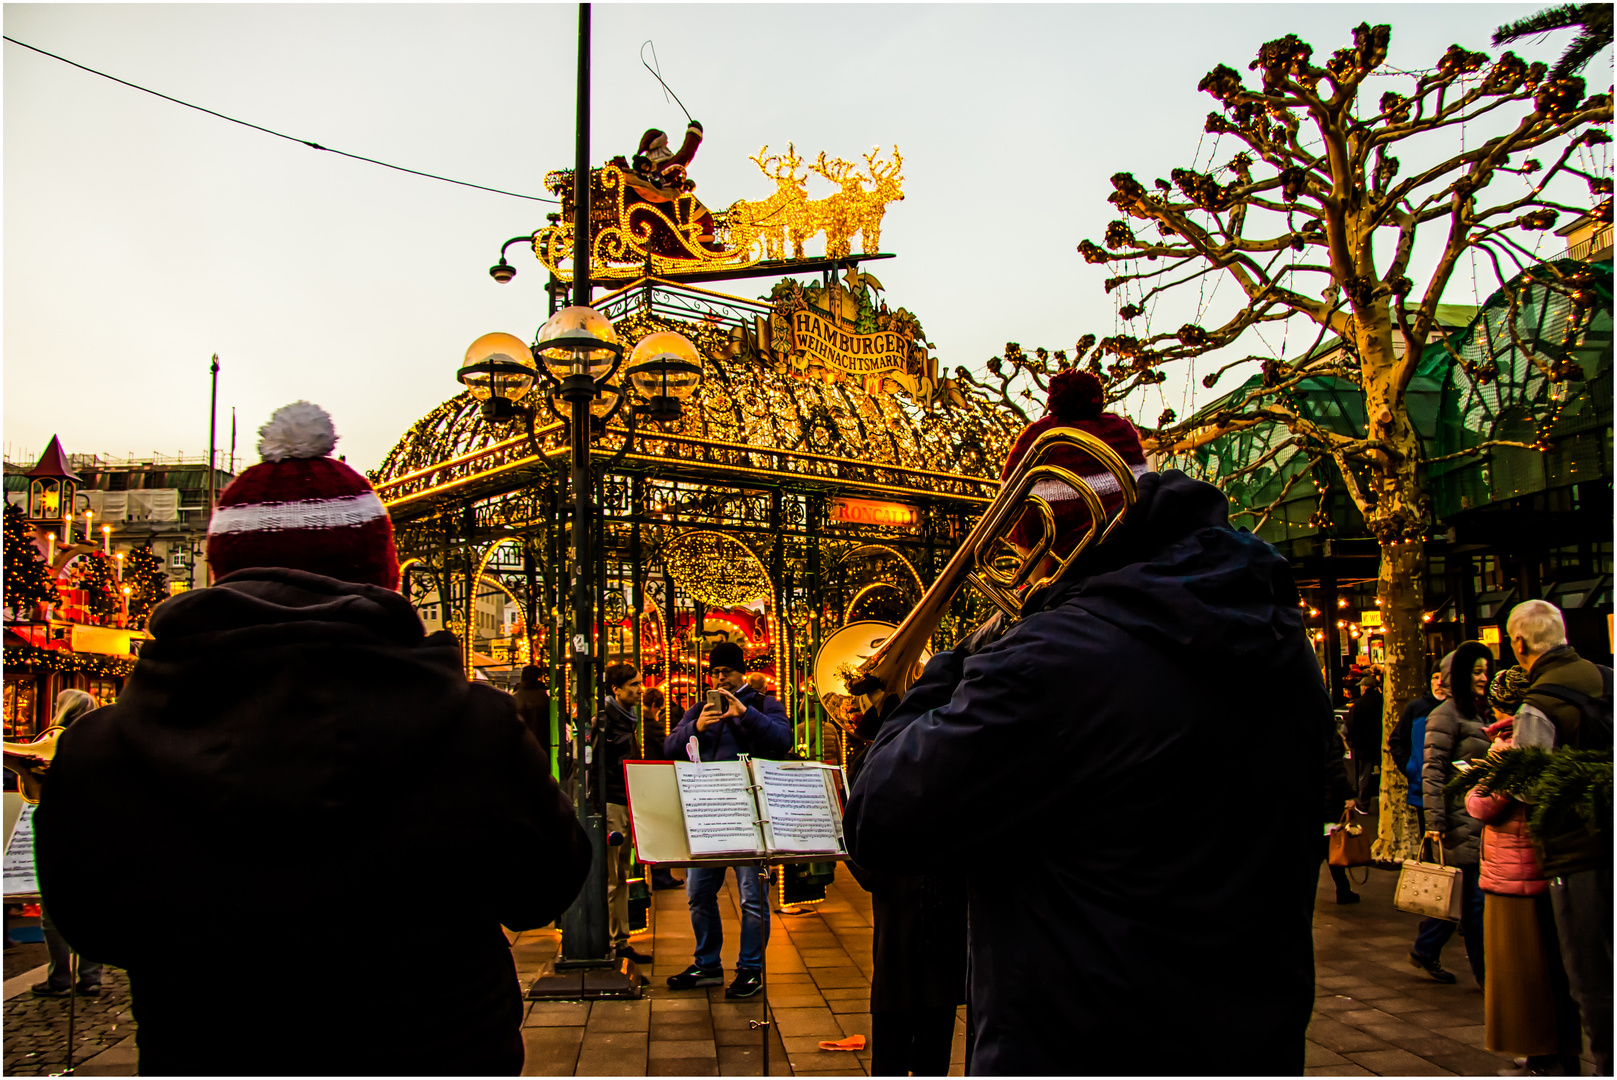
top-left (1389, 658), bottom-right (1450, 833)
top-left (512, 665), bottom-right (552, 773)
top-left (597, 662), bottom-right (651, 964)
top-left (662, 641), bottom-right (791, 1000)
top-left (1507, 599), bottom-right (1611, 1076)
top-left (30, 690), bottom-right (104, 999)
top-left (1347, 670), bottom-right (1385, 813)
top-left (34, 403), bottom-right (592, 1076)
top-left (845, 371), bottom-right (1326, 1075)
top-left (1322, 724), bottom-right (1362, 904)
top-left (1467, 667), bottom-right (1582, 1076)
top-left (1409, 639), bottom-right (1493, 987)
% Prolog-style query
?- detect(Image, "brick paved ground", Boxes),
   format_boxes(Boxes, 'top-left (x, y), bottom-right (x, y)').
top-left (3, 860), bottom-right (1596, 1075)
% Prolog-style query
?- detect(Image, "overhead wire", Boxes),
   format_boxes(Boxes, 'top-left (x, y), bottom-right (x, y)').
top-left (2, 34), bottom-right (560, 204)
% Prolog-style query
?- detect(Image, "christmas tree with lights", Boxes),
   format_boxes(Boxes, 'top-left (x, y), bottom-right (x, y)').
top-left (124, 546), bottom-right (167, 629)
top-left (72, 551), bottom-right (121, 623)
top-left (3, 501), bottom-right (55, 617)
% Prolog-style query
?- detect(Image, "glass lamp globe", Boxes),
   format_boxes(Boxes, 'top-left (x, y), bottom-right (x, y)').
top-left (457, 332), bottom-right (538, 410)
top-left (536, 305), bottom-right (622, 382)
top-left (626, 331), bottom-right (703, 403)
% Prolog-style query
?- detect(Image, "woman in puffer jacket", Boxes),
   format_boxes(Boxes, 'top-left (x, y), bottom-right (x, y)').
top-left (1466, 668), bottom-right (1582, 1076)
top-left (1413, 639), bottom-right (1493, 986)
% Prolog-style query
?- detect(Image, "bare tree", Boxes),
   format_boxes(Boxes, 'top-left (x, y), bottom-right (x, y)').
top-left (954, 22), bottom-right (1610, 860)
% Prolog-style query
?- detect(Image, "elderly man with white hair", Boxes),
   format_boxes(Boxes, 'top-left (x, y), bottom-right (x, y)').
top-left (1505, 598), bottom-right (1611, 1076)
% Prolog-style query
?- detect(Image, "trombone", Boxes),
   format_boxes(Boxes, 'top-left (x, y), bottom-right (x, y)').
top-left (814, 426), bottom-right (1141, 726)
top-left (3, 727), bottom-right (65, 805)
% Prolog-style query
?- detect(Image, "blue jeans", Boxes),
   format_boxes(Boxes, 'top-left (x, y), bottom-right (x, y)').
top-left (1413, 863), bottom-right (1485, 984)
top-left (686, 863), bottom-right (769, 972)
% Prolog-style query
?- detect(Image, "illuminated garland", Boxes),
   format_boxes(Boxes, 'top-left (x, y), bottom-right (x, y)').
top-left (663, 531), bottom-right (771, 608)
top-left (3, 644), bottom-right (137, 678)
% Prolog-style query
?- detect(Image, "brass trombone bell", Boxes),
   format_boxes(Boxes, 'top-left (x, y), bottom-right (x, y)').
top-left (813, 620), bottom-right (931, 735)
top-left (3, 727), bottom-right (64, 805)
top-left (815, 426), bottom-right (1142, 722)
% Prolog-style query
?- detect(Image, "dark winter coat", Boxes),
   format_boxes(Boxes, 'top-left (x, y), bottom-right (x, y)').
top-left (1421, 643), bottom-right (1495, 868)
top-left (594, 697), bottom-right (638, 806)
top-left (34, 569), bottom-right (593, 1077)
top-left (1323, 727), bottom-right (1356, 823)
top-left (1514, 644), bottom-right (1610, 875)
top-left (845, 471), bottom-right (1326, 1076)
top-left (512, 683), bottom-right (551, 755)
top-left (1347, 687), bottom-right (1384, 759)
top-left (665, 683), bottom-right (791, 762)
top-left (1388, 693), bottom-right (1439, 808)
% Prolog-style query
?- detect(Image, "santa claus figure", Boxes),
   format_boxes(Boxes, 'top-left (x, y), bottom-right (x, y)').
top-left (612, 121), bottom-right (717, 249)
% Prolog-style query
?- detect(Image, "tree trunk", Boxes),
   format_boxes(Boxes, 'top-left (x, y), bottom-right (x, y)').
top-left (1374, 537), bottom-right (1425, 862)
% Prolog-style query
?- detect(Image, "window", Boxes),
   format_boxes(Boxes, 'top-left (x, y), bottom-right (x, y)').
top-left (4, 679), bottom-right (36, 740)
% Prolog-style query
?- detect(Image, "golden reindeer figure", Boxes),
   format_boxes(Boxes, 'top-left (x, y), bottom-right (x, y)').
top-left (854, 147), bottom-right (904, 255)
top-left (725, 145), bottom-right (807, 261)
top-left (806, 153), bottom-right (868, 259)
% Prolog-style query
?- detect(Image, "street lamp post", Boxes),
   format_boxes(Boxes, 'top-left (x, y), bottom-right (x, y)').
top-left (455, 0), bottom-right (704, 996)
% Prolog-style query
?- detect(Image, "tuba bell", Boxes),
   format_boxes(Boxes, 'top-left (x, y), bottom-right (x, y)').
top-left (3, 727), bottom-right (65, 805)
top-left (813, 426), bottom-right (1140, 723)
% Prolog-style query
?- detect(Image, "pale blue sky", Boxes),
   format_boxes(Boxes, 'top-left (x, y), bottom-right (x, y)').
top-left (4, 3), bottom-right (1607, 470)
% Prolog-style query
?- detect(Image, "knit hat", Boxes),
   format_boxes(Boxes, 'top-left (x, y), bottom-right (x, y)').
top-left (1488, 666), bottom-right (1531, 713)
top-left (206, 402), bottom-right (399, 590)
top-left (707, 641), bottom-right (745, 673)
top-left (1000, 370), bottom-right (1149, 557)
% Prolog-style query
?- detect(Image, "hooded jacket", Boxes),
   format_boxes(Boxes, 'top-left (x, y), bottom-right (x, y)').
top-left (845, 472), bottom-right (1326, 1076)
top-left (1422, 641), bottom-right (1495, 867)
top-left (665, 683), bottom-right (791, 762)
top-left (34, 568), bottom-right (593, 1076)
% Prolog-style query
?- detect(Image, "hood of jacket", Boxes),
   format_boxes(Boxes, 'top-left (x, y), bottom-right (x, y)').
top-left (112, 567), bottom-right (472, 817)
top-left (1035, 470), bottom-right (1306, 672)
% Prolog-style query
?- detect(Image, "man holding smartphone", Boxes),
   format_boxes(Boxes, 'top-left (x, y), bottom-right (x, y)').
top-left (662, 641), bottom-right (792, 999)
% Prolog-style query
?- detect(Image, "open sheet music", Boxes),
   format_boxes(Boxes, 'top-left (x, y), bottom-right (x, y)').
top-left (667, 756), bottom-right (847, 860)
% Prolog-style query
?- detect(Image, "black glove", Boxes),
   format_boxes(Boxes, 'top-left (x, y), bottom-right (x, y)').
top-left (688, 120), bottom-right (703, 134)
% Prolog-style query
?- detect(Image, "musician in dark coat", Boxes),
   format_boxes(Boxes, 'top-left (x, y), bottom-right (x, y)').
top-left (845, 376), bottom-right (1326, 1076)
top-left (34, 404), bottom-right (592, 1076)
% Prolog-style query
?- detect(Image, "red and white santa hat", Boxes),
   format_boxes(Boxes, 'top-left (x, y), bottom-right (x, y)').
top-left (1000, 370), bottom-right (1150, 558)
top-left (206, 402), bottom-right (399, 590)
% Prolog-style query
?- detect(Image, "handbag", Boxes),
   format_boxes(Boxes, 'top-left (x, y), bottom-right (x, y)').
top-left (1327, 807), bottom-right (1373, 867)
top-left (1394, 836), bottom-right (1464, 921)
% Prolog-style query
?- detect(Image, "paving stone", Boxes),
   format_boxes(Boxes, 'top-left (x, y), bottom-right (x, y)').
top-left (520, 1030), bottom-right (582, 1076)
top-left (1343, 1047), bottom-right (1457, 1075)
top-left (827, 997), bottom-right (869, 1015)
top-left (770, 1006), bottom-right (845, 1038)
top-left (1306, 1017), bottom-right (1397, 1054)
top-left (766, 991), bottom-right (828, 1009)
top-left (1305, 1041), bottom-right (1348, 1067)
top-left (716, 1026), bottom-right (767, 1047)
top-left (522, 1025), bottom-right (586, 1045)
top-left (1358, 1019), bottom-right (1436, 1042)
top-left (1305, 1066), bottom-right (1375, 1076)
top-left (808, 970), bottom-right (870, 990)
top-left (574, 1047), bottom-right (649, 1076)
top-left (587, 1008), bottom-right (652, 1033)
top-left (648, 1038), bottom-right (718, 1059)
top-left (525, 1001), bottom-right (590, 1027)
top-left (651, 1015), bottom-right (713, 1041)
top-left (649, 1057), bottom-right (719, 1076)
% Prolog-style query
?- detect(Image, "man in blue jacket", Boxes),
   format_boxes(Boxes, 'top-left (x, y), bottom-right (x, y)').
top-left (663, 641), bottom-right (791, 999)
top-left (845, 380), bottom-right (1326, 1076)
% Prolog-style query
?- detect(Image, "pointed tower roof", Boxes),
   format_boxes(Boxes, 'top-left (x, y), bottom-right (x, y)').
top-left (27, 436), bottom-right (82, 482)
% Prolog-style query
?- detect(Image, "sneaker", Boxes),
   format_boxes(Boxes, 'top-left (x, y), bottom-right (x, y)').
top-left (1408, 951), bottom-right (1458, 984)
top-left (30, 982), bottom-right (70, 998)
top-left (726, 970), bottom-right (763, 999)
top-left (75, 983), bottom-right (100, 997)
top-left (1335, 891), bottom-right (1362, 904)
top-left (616, 945), bottom-right (653, 964)
top-left (666, 964), bottom-right (723, 990)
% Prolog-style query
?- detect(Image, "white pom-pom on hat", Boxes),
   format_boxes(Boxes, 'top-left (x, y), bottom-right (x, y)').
top-left (257, 401), bottom-right (338, 462)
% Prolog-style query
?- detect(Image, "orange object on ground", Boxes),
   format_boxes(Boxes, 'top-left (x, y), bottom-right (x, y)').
top-left (817, 1035), bottom-right (866, 1051)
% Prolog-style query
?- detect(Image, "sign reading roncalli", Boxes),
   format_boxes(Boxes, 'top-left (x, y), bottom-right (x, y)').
top-left (829, 497), bottom-right (921, 532)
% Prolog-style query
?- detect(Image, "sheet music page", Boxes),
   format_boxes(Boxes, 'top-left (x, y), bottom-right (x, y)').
top-left (754, 760), bottom-right (846, 855)
top-left (674, 760), bottom-right (764, 857)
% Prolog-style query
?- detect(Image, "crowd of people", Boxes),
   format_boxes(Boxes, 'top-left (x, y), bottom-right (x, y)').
top-left (10, 394), bottom-right (1609, 1078)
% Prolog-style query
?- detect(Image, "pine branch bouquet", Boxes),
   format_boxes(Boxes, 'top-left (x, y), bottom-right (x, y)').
top-left (1445, 746), bottom-right (1613, 843)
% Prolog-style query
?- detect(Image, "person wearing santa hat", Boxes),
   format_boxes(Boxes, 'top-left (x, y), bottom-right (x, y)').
top-left (36, 402), bottom-right (592, 1076)
top-left (845, 370), bottom-right (1328, 1076)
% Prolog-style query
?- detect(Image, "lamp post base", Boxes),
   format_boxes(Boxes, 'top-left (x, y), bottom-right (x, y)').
top-left (526, 956), bottom-right (644, 1000)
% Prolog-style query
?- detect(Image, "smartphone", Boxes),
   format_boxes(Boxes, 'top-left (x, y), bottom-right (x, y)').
top-left (705, 689), bottom-right (726, 713)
